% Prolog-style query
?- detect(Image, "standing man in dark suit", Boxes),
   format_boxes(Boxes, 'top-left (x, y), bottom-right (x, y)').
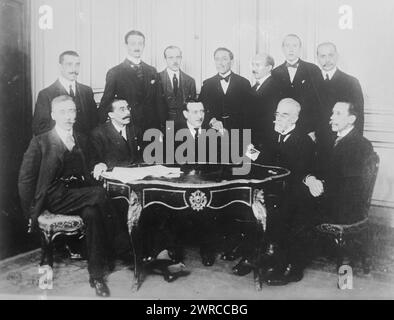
top-left (272, 34), bottom-right (322, 137)
top-left (304, 102), bottom-right (373, 225)
top-left (19, 96), bottom-right (113, 297)
top-left (199, 47), bottom-right (252, 132)
top-left (91, 99), bottom-right (143, 176)
top-left (250, 53), bottom-right (283, 152)
top-left (99, 30), bottom-right (160, 131)
top-left (158, 46), bottom-right (197, 127)
top-left (262, 98), bottom-right (316, 285)
top-left (315, 42), bottom-right (365, 161)
top-left (32, 51), bottom-right (99, 136)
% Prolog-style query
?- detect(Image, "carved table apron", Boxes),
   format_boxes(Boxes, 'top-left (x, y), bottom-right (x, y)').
top-left (102, 163), bottom-right (290, 290)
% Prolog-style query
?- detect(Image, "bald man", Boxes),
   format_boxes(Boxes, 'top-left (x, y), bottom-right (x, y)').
top-left (261, 98), bottom-right (316, 286)
top-left (315, 42), bottom-right (364, 159)
top-left (249, 53), bottom-right (282, 152)
top-left (272, 34), bottom-right (322, 136)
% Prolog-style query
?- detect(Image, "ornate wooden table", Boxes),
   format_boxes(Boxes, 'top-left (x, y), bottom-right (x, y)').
top-left (102, 163), bottom-right (290, 290)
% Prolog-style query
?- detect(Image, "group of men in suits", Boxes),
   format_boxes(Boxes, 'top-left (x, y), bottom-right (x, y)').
top-left (19, 29), bottom-right (374, 296)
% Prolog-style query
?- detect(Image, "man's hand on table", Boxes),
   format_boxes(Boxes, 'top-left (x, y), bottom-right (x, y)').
top-left (93, 163), bottom-right (108, 180)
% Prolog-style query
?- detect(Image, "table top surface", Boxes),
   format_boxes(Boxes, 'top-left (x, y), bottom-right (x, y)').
top-left (102, 163), bottom-right (290, 188)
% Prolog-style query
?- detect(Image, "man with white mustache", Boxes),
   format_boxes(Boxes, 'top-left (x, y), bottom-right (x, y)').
top-left (33, 51), bottom-right (99, 136)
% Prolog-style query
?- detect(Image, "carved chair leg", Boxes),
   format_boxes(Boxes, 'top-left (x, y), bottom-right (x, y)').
top-left (39, 232), bottom-right (48, 266)
top-left (335, 233), bottom-right (346, 271)
top-left (47, 234), bottom-right (54, 268)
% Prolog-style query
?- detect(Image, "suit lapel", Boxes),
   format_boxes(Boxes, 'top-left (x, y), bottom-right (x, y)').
top-left (48, 128), bottom-right (67, 166)
top-left (54, 79), bottom-right (69, 96)
top-left (292, 60), bottom-right (305, 85)
top-left (279, 63), bottom-right (292, 84)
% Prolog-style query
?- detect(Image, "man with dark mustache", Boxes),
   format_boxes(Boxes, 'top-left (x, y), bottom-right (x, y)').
top-left (90, 99), bottom-right (143, 174)
top-left (32, 51), bottom-right (99, 136)
top-left (99, 30), bottom-right (160, 131)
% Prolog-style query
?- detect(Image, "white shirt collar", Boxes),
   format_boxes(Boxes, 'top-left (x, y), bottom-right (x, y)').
top-left (126, 55), bottom-right (142, 65)
top-left (55, 124), bottom-right (73, 143)
top-left (187, 121), bottom-right (202, 137)
top-left (321, 67), bottom-right (337, 80)
top-left (111, 121), bottom-right (126, 133)
top-left (255, 74), bottom-right (271, 87)
top-left (286, 58), bottom-right (300, 66)
top-left (337, 125), bottom-right (354, 138)
top-left (281, 124), bottom-right (296, 136)
top-left (219, 70), bottom-right (232, 79)
top-left (166, 68), bottom-right (180, 80)
top-left (58, 76), bottom-right (76, 94)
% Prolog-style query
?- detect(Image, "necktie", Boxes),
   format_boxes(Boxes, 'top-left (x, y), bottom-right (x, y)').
top-left (131, 62), bottom-right (144, 80)
top-left (278, 134), bottom-right (284, 144)
top-left (172, 73), bottom-right (178, 96)
top-left (286, 62), bottom-right (299, 69)
top-left (253, 81), bottom-right (260, 91)
top-left (334, 135), bottom-right (343, 147)
top-left (119, 130), bottom-right (127, 141)
top-left (65, 133), bottom-right (75, 151)
top-left (69, 85), bottom-right (75, 98)
top-left (220, 74), bottom-right (231, 82)
top-left (325, 73), bottom-right (330, 81)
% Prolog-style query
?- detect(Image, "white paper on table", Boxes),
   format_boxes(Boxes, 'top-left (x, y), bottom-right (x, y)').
top-left (105, 165), bottom-right (181, 183)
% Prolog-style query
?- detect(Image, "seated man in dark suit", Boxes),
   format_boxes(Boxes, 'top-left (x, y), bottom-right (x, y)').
top-left (304, 102), bottom-right (374, 225)
top-left (257, 98), bottom-right (316, 285)
top-left (91, 99), bottom-right (143, 175)
top-left (314, 42), bottom-right (365, 165)
top-left (171, 101), bottom-right (224, 267)
top-left (157, 46), bottom-right (197, 127)
top-left (19, 95), bottom-right (113, 297)
top-left (32, 51), bottom-right (99, 136)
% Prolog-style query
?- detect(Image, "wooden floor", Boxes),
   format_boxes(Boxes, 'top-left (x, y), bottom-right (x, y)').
top-left (1, 245), bottom-right (393, 300)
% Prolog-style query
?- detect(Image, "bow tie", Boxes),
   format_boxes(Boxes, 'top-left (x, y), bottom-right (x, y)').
top-left (286, 62), bottom-right (299, 69)
top-left (130, 61), bottom-right (141, 68)
top-left (219, 74), bottom-right (231, 82)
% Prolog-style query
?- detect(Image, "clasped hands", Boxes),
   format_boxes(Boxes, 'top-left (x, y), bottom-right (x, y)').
top-left (304, 175), bottom-right (324, 197)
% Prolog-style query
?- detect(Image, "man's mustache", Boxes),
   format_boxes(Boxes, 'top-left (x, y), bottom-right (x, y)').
top-left (122, 116), bottom-right (131, 120)
top-left (69, 71), bottom-right (79, 75)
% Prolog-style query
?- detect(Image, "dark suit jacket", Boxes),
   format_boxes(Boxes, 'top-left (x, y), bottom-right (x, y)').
top-left (90, 121), bottom-right (143, 169)
top-left (199, 72), bottom-right (252, 130)
top-left (315, 68), bottom-right (364, 136)
top-left (250, 75), bottom-right (283, 152)
top-left (18, 128), bottom-right (92, 227)
top-left (32, 80), bottom-right (99, 136)
top-left (158, 69), bottom-right (197, 126)
top-left (99, 59), bottom-right (160, 130)
top-left (315, 128), bottom-right (373, 224)
top-left (272, 60), bottom-right (322, 134)
top-left (266, 128), bottom-right (315, 188)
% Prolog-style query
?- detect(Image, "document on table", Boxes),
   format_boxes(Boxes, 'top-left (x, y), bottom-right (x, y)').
top-left (103, 165), bottom-right (181, 183)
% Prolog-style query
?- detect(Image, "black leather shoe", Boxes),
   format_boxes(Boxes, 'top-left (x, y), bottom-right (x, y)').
top-left (89, 278), bottom-right (110, 297)
top-left (232, 258), bottom-right (253, 276)
top-left (201, 253), bottom-right (215, 267)
top-left (266, 264), bottom-right (303, 286)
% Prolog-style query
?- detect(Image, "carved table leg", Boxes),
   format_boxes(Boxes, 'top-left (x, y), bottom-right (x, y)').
top-left (252, 189), bottom-right (267, 291)
top-left (127, 190), bottom-right (142, 291)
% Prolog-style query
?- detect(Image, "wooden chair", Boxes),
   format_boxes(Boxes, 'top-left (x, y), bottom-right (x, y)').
top-left (315, 152), bottom-right (380, 274)
top-left (32, 211), bottom-right (85, 267)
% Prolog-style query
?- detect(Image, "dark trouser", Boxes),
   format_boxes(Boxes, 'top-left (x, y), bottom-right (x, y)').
top-left (218, 204), bottom-right (257, 256)
top-left (45, 183), bottom-right (121, 279)
top-left (266, 184), bottom-right (317, 270)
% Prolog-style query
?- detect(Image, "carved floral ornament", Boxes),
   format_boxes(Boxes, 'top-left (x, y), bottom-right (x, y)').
top-left (189, 190), bottom-right (208, 211)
